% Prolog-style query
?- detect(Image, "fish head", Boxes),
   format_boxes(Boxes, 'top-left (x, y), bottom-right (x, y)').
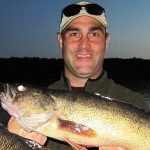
top-left (0, 83), bottom-right (44, 118)
top-left (1, 83), bottom-right (43, 106)
top-left (0, 83), bottom-right (57, 131)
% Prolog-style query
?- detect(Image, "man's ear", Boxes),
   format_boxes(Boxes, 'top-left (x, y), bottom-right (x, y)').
top-left (105, 33), bottom-right (110, 51)
top-left (57, 32), bottom-right (63, 50)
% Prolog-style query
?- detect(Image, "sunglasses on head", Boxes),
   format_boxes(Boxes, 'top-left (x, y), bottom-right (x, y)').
top-left (62, 3), bottom-right (105, 17)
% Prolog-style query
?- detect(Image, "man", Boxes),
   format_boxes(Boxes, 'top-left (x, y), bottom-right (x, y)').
top-left (8, 1), bottom-right (149, 150)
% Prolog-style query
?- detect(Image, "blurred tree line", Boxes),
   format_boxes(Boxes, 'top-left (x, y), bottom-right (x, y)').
top-left (0, 57), bottom-right (150, 87)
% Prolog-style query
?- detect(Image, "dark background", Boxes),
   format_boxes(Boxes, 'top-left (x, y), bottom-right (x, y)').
top-left (0, 57), bottom-right (150, 87)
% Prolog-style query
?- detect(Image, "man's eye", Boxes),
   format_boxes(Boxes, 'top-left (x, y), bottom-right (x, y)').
top-left (70, 33), bottom-right (78, 36)
top-left (91, 33), bottom-right (99, 36)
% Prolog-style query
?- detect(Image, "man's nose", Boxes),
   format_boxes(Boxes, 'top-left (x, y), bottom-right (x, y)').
top-left (78, 35), bottom-right (91, 49)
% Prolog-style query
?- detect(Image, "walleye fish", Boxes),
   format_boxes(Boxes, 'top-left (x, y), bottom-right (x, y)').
top-left (0, 123), bottom-right (49, 150)
top-left (0, 83), bottom-right (150, 150)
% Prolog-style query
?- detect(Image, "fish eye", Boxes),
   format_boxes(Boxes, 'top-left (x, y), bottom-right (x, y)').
top-left (17, 85), bottom-right (26, 91)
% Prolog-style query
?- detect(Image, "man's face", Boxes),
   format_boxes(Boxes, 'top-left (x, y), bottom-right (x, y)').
top-left (58, 16), bottom-right (110, 79)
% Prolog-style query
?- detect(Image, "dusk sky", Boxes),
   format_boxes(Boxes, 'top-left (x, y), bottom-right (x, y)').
top-left (0, 0), bottom-right (150, 59)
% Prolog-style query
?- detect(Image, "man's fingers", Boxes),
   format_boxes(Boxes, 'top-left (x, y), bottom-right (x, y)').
top-left (8, 116), bottom-right (47, 145)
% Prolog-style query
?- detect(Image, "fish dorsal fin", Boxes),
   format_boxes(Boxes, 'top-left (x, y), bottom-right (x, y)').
top-left (64, 138), bottom-right (87, 150)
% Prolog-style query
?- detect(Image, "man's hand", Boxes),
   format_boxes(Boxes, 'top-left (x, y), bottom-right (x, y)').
top-left (99, 146), bottom-right (126, 150)
top-left (8, 117), bottom-right (47, 145)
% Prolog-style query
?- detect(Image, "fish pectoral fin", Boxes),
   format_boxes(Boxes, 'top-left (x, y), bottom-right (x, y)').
top-left (64, 138), bottom-right (87, 150)
top-left (58, 118), bottom-right (96, 137)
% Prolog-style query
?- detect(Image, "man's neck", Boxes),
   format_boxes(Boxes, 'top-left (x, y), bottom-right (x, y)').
top-left (65, 70), bottom-right (103, 87)
top-left (68, 76), bottom-right (87, 87)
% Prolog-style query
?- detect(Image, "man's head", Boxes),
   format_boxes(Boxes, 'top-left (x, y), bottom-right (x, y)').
top-left (60, 1), bottom-right (108, 34)
top-left (57, 1), bottom-right (110, 85)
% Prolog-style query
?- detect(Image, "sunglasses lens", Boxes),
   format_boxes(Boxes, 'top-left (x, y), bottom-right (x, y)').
top-left (62, 4), bottom-right (105, 17)
top-left (62, 5), bottom-right (81, 17)
top-left (86, 4), bottom-right (104, 15)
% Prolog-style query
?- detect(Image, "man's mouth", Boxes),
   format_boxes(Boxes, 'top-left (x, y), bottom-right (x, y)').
top-left (76, 55), bottom-right (92, 58)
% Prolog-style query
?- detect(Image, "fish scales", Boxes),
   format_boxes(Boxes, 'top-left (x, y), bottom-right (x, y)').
top-left (48, 90), bottom-right (150, 148)
top-left (0, 123), bottom-right (49, 150)
top-left (0, 83), bottom-right (150, 150)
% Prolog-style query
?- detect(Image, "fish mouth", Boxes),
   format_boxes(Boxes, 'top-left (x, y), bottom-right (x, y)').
top-left (0, 84), bottom-right (18, 117)
top-left (0, 84), bottom-right (16, 103)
